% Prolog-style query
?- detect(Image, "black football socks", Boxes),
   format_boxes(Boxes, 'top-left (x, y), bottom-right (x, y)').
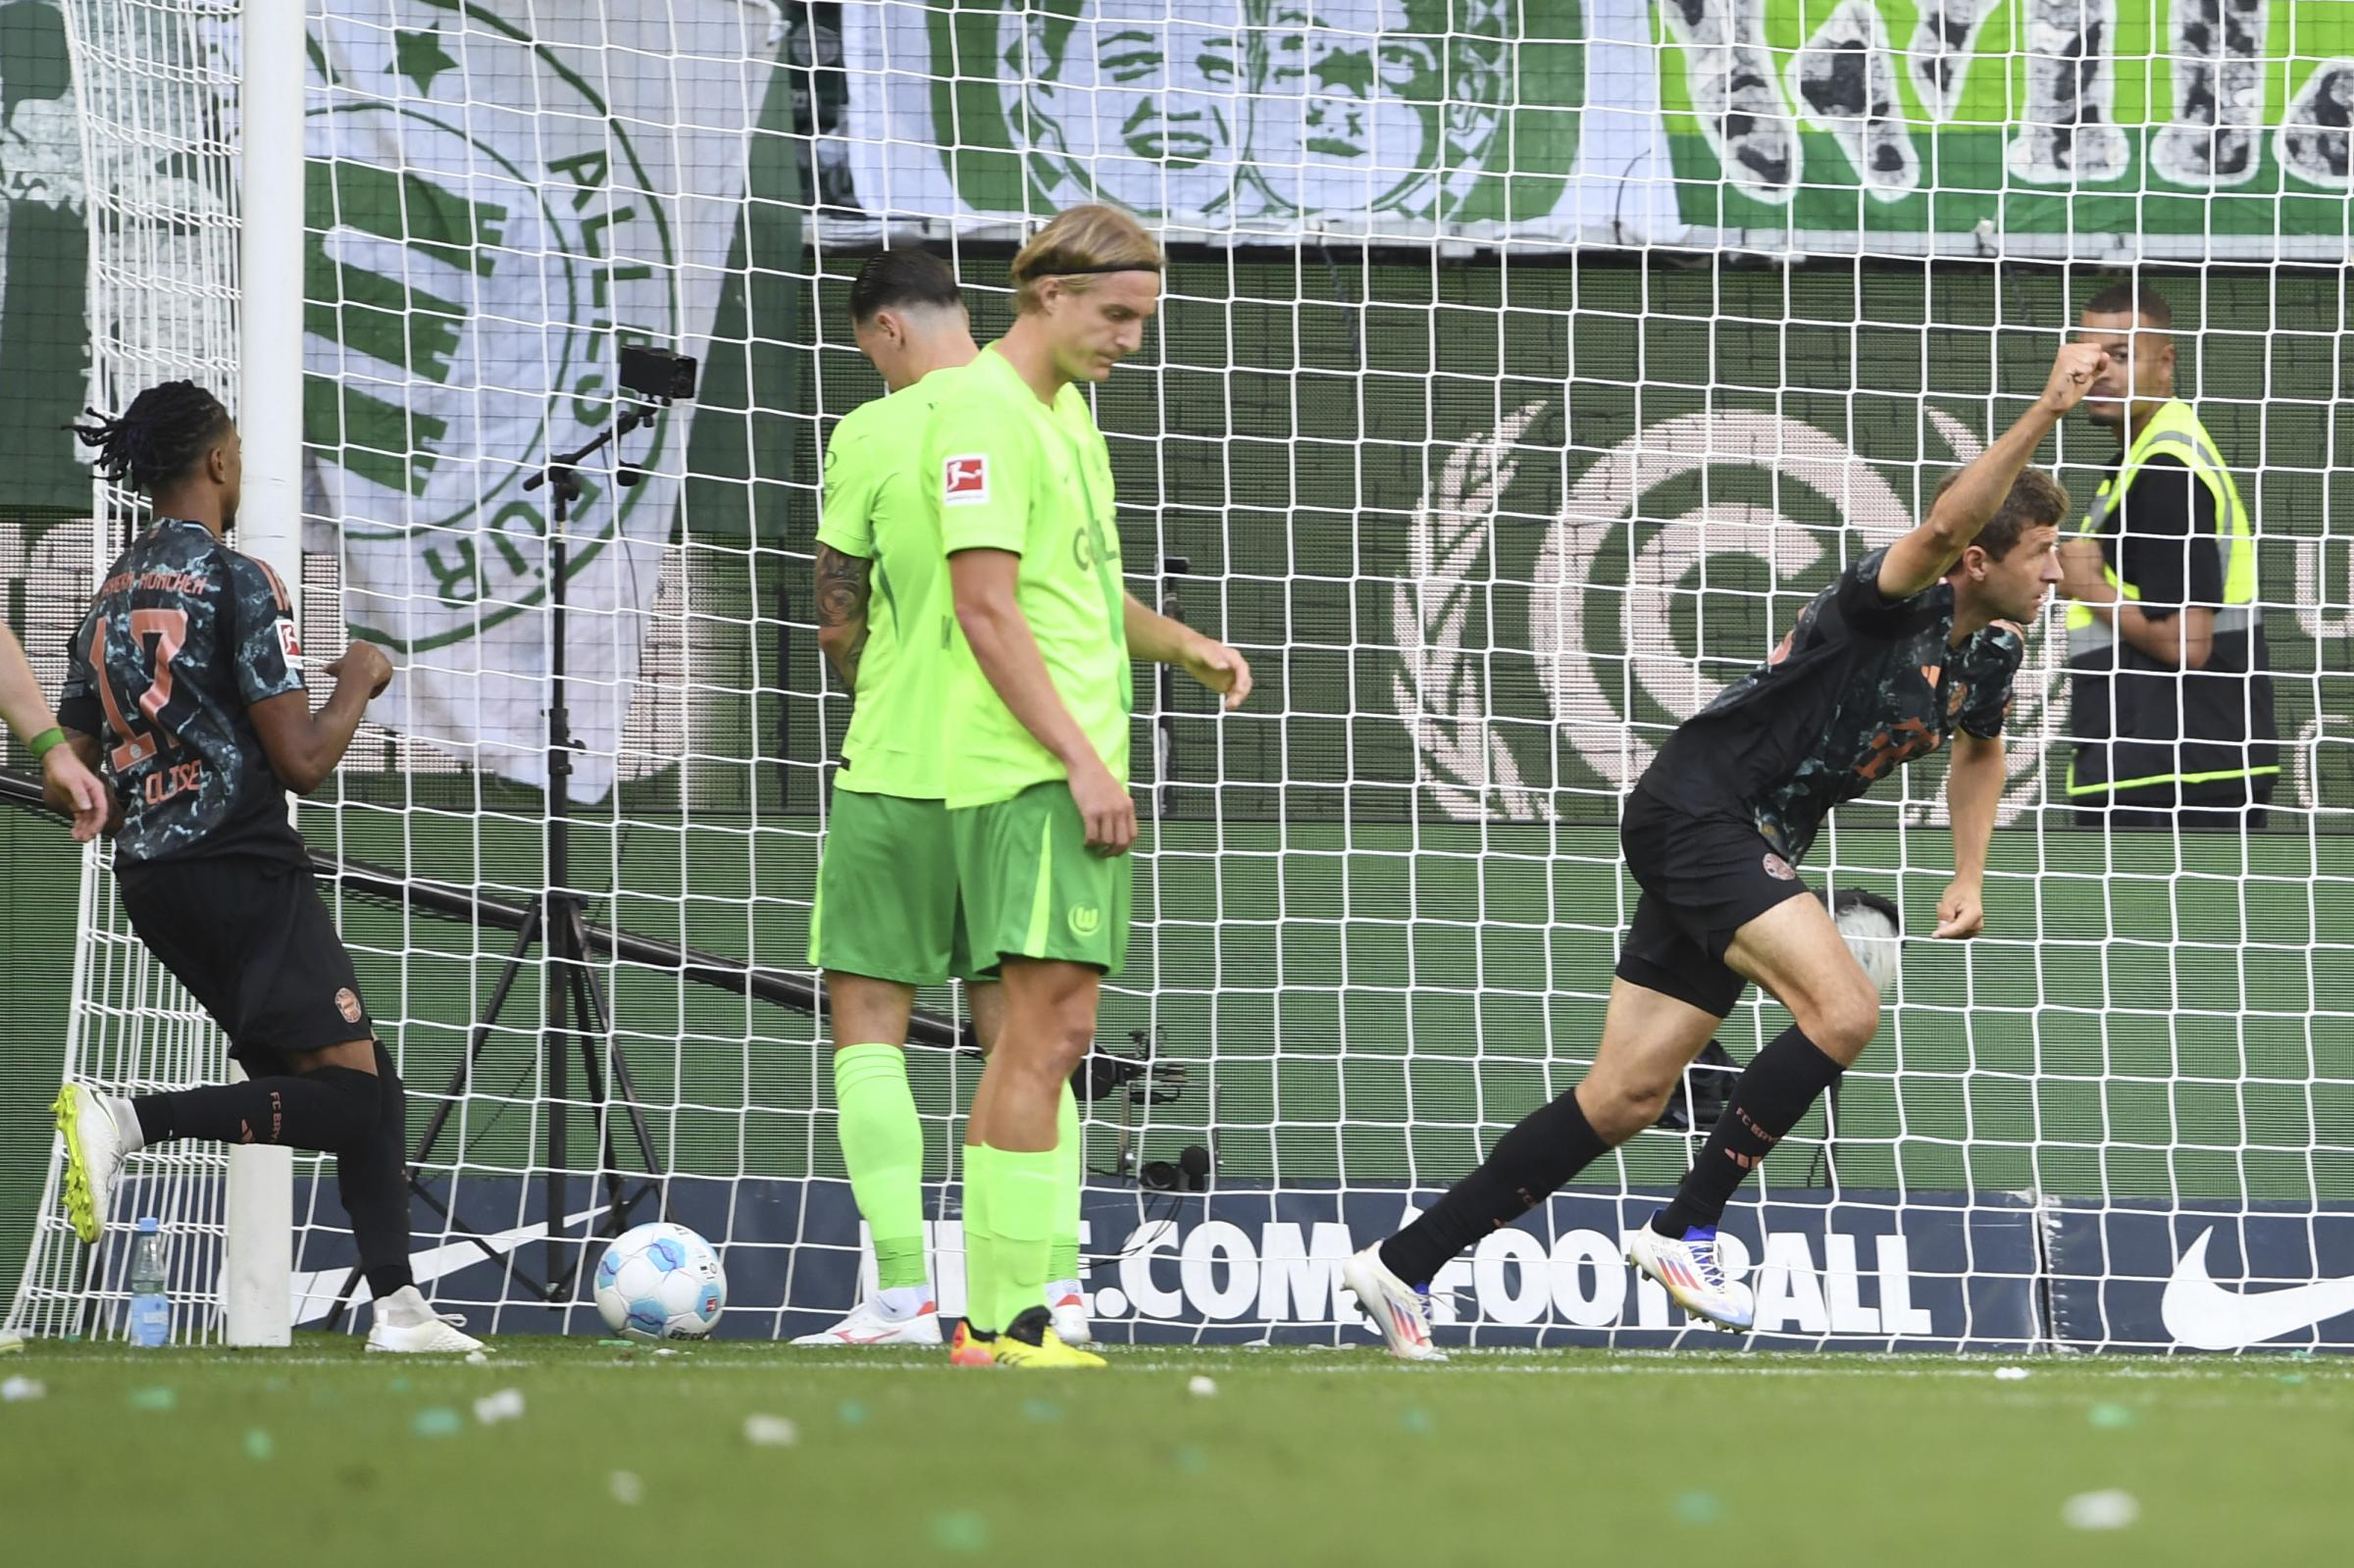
top-left (339, 1042), bottom-right (417, 1302)
top-left (1654, 1025), bottom-right (1844, 1238)
top-left (131, 1065), bottom-right (377, 1151)
top-left (1381, 1087), bottom-right (1609, 1285)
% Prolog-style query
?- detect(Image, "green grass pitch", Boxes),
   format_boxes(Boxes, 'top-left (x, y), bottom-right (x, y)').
top-left (0, 1338), bottom-right (2343, 1565)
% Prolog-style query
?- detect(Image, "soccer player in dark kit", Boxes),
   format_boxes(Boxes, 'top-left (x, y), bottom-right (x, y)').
top-left (47, 380), bottom-right (483, 1352)
top-left (1344, 341), bottom-right (2107, 1355)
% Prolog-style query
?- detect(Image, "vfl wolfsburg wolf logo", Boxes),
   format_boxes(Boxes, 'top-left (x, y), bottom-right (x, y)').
top-left (307, 7), bottom-right (678, 650)
top-left (928, 0), bottom-right (1577, 228)
top-left (1395, 406), bottom-right (2069, 827)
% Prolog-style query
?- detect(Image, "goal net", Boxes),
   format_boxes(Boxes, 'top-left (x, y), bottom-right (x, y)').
top-left (9, 0), bottom-right (2353, 1352)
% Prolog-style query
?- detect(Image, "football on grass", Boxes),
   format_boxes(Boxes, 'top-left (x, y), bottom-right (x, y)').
top-left (593, 1222), bottom-right (726, 1341)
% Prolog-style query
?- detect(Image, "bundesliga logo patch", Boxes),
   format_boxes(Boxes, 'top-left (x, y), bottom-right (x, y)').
top-left (334, 987), bottom-right (364, 1024)
top-left (942, 454), bottom-right (990, 506)
top-left (1762, 852), bottom-right (1798, 882)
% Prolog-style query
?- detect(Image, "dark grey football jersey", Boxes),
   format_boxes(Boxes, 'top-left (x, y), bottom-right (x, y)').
top-left (1645, 547), bottom-right (2026, 862)
top-left (58, 519), bottom-right (310, 865)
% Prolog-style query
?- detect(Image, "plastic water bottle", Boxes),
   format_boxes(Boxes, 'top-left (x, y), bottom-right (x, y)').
top-left (127, 1218), bottom-right (169, 1347)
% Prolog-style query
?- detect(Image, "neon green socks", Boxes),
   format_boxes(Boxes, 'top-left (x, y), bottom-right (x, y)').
top-left (833, 1043), bottom-right (928, 1294)
top-left (987, 1143), bottom-right (1062, 1330)
top-left (960, 1142), bottom-right (1003, 1333)
top-left (1049, 1082), bottom-right (1082, 1286)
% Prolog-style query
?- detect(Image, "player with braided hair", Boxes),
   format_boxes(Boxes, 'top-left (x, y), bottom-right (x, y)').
top-left (51, 379), bottom-right (483, 1352)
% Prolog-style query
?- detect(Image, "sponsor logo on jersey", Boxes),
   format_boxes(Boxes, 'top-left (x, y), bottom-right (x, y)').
top-left (278, 619), bottom-right (304, 667)
top-left (1762, 852), bottom-right (1798, 882)
top-left (943, 454), bottom-right (990, 506)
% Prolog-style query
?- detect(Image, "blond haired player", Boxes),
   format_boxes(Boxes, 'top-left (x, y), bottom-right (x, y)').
top-left (933, 207), bottom-right (1251, 1367)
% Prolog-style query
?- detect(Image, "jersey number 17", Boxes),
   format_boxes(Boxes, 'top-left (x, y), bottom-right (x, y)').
top-left (88, 609), bottom-right (189, 772)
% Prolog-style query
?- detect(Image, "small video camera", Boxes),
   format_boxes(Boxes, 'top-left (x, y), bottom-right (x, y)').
top-left (619, 344), bottom-right (698, 403)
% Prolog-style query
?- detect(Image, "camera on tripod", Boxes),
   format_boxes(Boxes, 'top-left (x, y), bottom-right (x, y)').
top-left (1075, 1029), bottom-right (1213, 1192)
top-left (1073, 1029), bottom-right (1187, 1106)
top-left (619, 343), bottom-right (698, 403)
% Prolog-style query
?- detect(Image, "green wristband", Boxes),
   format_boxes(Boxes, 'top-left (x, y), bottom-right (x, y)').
top-left (27, 727), bottom-right (66, 759)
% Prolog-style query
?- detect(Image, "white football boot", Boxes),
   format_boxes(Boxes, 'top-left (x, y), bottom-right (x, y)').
top-left (792, 1297), bottom-right (944, 1346)
top-left (366, 1286), bottom-right (487, 1353)
top-left (1626, 1219), bottom-right (1755, 1333)
top-left (1339, 1245), bottom-right (1448, 1362)
top-left (51, 1085), bottom-right (132, 1246)
top-left (1046, 1283), bottom-right (1092, 1347)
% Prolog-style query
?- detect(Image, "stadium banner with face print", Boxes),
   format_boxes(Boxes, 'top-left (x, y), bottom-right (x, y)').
top-left (838, 0), bottom-right (1610, 241)
top-left (839, 0), bottom-right (2354, 258)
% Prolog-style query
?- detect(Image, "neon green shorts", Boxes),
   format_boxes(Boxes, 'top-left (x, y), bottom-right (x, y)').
top-left (807, 787), bottom-right (973, 986)
top-left (951, 781), bottom-right (1131, 976)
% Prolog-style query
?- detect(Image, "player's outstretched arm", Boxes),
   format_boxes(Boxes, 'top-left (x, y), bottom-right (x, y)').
top-left (1121, 592), bottom-right (1251, 710)
top-left (249, 641), bottom-right (392, 794)
top-left (813, 542), bottom-right (873, 689)
top-left (1878, 342), bottom-right (2108, 600)
top-left (1936, 730), bottom-right (2003, 938)
top-left (2, 622), bottom-right (107, 840)
top-left (951, 548), bottom-right (1134, 854)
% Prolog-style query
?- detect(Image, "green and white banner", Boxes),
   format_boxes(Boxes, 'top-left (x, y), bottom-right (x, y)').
top-left (308, 0), bottom-right (772, 801)
top-left (842, 0), bottom-right (1594, 238)
top-left (844, 0), bottom-right (2354, 257)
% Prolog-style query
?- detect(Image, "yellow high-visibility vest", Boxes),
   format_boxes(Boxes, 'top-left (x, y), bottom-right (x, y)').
top-left (2064, 398), bottom-right (2274, 800)
top-left (2065, 399), bottom-right (2257, 658)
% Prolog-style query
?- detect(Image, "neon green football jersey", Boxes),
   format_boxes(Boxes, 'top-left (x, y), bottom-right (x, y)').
top-left (817, 377), bottom-right (958, 800)
top-left (928, 344), bottom-right (1132, 809)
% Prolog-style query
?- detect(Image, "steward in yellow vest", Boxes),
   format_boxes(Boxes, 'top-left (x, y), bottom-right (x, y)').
top-left (2059, 285), bottom-right (2277, 829)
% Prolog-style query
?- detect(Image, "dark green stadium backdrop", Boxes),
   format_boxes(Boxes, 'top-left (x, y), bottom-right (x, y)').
top-left (9, 259), bottom-right (2354, 1295)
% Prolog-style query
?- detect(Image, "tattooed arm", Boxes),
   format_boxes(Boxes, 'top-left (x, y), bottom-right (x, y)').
top-left (814, 542), bottom-right (873, 690)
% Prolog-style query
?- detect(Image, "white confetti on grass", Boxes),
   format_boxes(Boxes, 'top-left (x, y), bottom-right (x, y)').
top-left (743, 1413), bottom-right (799, 1446)
top-left (2062, 1491), bottom-right (2140, 1530)
top-left (609, 1471), bottom-right (644, 1505)
top-left (1188, 1376), bottom-right (1218, 1397)
top-left (472, 1389), bottom-right (526, 1425)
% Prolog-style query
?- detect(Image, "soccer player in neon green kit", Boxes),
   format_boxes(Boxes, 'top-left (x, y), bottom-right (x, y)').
top-left (802, 249), bottom-right (998, 1345)
top-left (806, 249), bottom-right (1104, 1346)
top-left (936, 205), bottom-right (1251, 1368)
top-left (932, 210), bottom-right (1252, 1365)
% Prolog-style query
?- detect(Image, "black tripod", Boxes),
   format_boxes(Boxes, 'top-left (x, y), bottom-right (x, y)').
top-left (326, 405), bottom-right (671, 1327)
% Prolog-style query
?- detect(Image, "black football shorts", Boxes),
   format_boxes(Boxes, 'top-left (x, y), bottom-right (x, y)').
top-left (1614, 786), bottom-right (1812, 1019)
top-left (116, 855), bottom-right (376, 1072)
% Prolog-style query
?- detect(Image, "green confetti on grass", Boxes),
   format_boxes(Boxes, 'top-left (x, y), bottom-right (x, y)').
top-left (1673, 1491), bottom-right (1725, 1526)
top-left (411, 1406), bottom-right (463, 1438)
top-left (931, 1511), bottom-right (989, 1552)
top-left (1401, 1407), bottom-right (1433, 1435)
top-left (243, 1429), bottom-right (274, 1460)
top-left (2089, 1403), bottom-right (2135, 1429)
top-left (837, 1399), bottom-right (868, 1427)
top-left (1022, 1398), bottom-right (1062, 1424)
top-left (1174, 1443), bottom-right (1208, 1476)
top-left (128, 1387), bottom-right (176, 1412)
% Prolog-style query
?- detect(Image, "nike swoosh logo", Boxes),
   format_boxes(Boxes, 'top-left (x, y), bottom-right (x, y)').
top-left (2160, 1227), bottom-right (2354, 1349)
top-left (289, 1203), bottom-right (609, 1325)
